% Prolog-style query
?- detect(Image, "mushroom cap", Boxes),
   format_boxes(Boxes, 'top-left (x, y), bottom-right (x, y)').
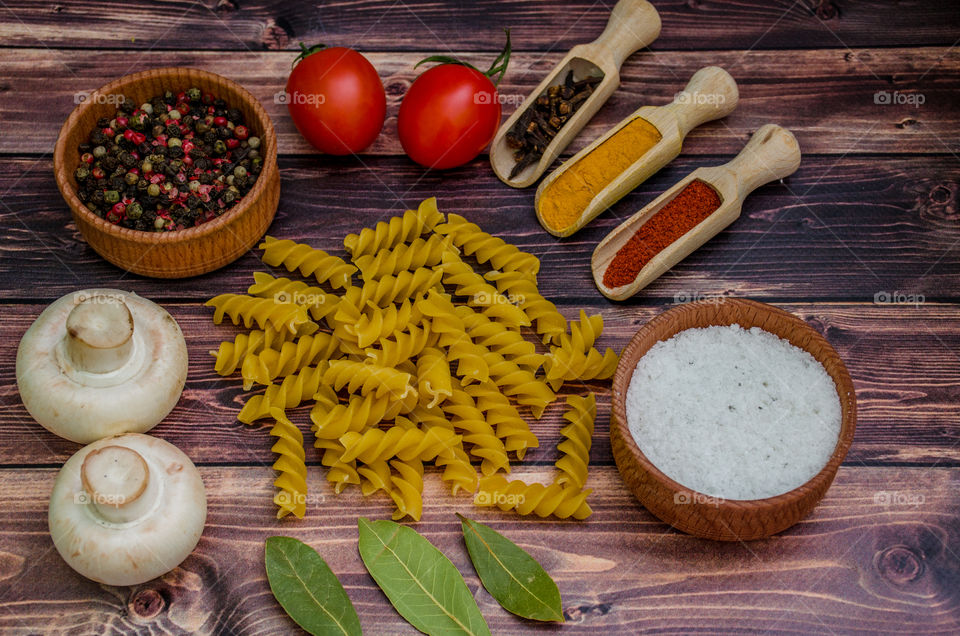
top-left (49, 433), bottom-right (207, 587)
top-left (17, 289), bottom-right (188, 444)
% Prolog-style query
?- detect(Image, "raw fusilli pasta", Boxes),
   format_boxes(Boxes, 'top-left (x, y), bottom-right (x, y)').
top-left (248, 272), bottom-right (340, 321)
top-left (484, 269), bottom-right (567, 344)
top-left (555, 393), bottom-right (596, 489)
top-left (206, 293), bottom-right (318, 336)
top-left (339, 425), bottom-right (461, 464)
top-left (259, 236), bottom-right (357, 289)
top-left (268, 408), bottom-right (308, 519)
top-left (323, 359), bottom-right (416, 399)
top-left (343, 197), bottom-right (444, 257)
top-left (476, 475), bottom-right (592, 520)
top-left (209, 328), bottom-right (290, 375)
top-left (434, 213), bottom-right (540, 278)
top-left (354, 234), bottom-right (453, 281)
top-left (238, 363), bottom-right (328, 423)
top-left (416, 346), bottom-right (453, 408)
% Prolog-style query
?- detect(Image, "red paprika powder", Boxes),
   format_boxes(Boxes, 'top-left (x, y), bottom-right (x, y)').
top-left (603, 179), bottom-right (721, 288)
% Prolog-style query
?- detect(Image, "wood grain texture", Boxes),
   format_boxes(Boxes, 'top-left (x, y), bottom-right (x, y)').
top-left (0, 302), bottom-right (957, 467)
top-left (0, 0), bottom-right (958, 51)
top-left (1, 155), bottom-right (957, 301)
top-left (1, 47), bottom-right (957, 156)
top-left (0, 466), bottom-right (957, 634)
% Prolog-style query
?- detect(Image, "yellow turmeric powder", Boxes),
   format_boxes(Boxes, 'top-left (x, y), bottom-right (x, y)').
top-left (538, 117), bottom-right (662, 231)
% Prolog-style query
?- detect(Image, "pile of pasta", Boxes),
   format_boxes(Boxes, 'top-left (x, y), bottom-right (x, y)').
top-left (207, 198), bottom-right (616, 521)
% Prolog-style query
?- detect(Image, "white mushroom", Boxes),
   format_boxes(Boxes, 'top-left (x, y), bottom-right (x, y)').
top-left (49, 433), bottom-right (207, 586)
top-left (17, 289), bottom-right (188, 443)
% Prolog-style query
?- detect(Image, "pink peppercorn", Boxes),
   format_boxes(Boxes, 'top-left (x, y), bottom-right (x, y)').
top-left (213, 116), bottom-right (227, 127)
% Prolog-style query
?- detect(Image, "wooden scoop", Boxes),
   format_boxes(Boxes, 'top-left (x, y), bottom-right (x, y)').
top-left (591, 124), bottom-right (802, 301)
top-left (489, 0), bottom-right (662, 189)
top-left (535, 66), bottom-right (740, 237)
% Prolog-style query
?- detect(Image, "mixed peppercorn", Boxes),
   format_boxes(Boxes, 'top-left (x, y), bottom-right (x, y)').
top-left (73, 87), bottom-right (262, 232)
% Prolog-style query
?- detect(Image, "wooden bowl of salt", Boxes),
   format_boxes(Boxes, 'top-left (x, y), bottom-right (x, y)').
top-left (610, 298), bottom-right (856, 541)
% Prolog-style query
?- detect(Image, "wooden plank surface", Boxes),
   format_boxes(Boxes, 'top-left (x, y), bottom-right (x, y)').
top-left (0, 466), bottom-right (957, 635)
top-left (2, 155), bottom-right (958, 301)
top-left (1, 0), bottom-right (958, 633)
top-left (0, 302), bottom-right (957, 468)
top-left (0, 0), bottom-right (958, 52)
top-left (0, 47), bottom-right (957, 156)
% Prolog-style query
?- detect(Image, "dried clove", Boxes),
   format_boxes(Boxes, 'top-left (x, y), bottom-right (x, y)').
top-left (506, 70), bottom-right (602, 179)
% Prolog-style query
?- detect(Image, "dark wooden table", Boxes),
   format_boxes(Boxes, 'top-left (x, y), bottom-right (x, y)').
top-left (1, 1), bottom-right (958, 633)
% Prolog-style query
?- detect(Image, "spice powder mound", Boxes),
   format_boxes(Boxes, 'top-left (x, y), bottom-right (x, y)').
top-left (538, 117), bottom-right (662, 232)
top-left (603, 179), bottom-right (721, 289)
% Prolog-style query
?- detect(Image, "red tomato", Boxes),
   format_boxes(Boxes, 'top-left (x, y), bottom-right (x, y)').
top-left (286, 46), bottom-right (386, 155)
top-left (398, 64), bottom-right (502, 169)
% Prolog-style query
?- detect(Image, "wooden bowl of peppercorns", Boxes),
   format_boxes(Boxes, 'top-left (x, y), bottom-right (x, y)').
top-left (53, 67), bottom-right (279, 278)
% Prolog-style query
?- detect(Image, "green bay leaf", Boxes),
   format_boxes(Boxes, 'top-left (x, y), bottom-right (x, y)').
top-left (265, 536), bottom-right (363, 636)
top-left (458, 514), bottom-right (564, 622)
top-left (357, 517), bottom-right (491, 636)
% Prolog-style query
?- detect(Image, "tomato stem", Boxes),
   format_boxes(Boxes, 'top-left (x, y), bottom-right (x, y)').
top-left (292, 42), bottom-right (328, 68)
top-left (413, 29), bottom-right (511, 87)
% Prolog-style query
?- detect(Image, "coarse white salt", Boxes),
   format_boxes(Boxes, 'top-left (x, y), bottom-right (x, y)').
top-left (625, 324), bottom-right (841, 500)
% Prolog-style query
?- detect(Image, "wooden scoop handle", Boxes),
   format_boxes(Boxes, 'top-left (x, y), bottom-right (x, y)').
top-left (588, 0), bottom-right (662, 70)
top-left (723, 124), bottom-right (802, 200)
top-left (664, 66), bottom-right (740, 138)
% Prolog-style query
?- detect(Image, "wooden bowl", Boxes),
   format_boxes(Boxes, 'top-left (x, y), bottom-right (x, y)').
top-left (610, 298), bottom-right (856, 541)
top-left (53, 67), bottom-right (280, 278)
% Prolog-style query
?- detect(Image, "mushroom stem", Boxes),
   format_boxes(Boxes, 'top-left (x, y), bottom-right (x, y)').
top-left (65, 296), bottom-right (135, 374)
top-left (80, 445), bottom-right (156, 524)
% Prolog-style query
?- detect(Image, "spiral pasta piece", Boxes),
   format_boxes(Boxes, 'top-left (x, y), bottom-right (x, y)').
top-left (323, 359), bottom-right (416, 399)
top-left (354, 234), bottom-right (454, 281)
top-left (543, 346), bottom-right (619, 391)
top-left (268, 408), bottom-right (308, 519)
top-left (357, 267), bottom-right (443, 309)
top-left (475, 475), bottom-right (592, 520)
top-left (238, 363), bottom-right (328, 424)
top-left (259, 236), bottom-right (357, 289)
top-left (455, 305), bottom-right (545, 373)
top-left (479, 348), bottom-right (556, 419)
top-left (435, 445), bottom-right (479, 496)
top-left (339, 425), bottom-right (461, 464)
top-left (434, 213), bottom-right (540, 278)
top-left (358, 460), bottom-right (394, 497)
top-left (441, 386), bottom-right (510, 475)
top-left (465, 381), bottom-right (539, 460)
top-left (416, 347), bottom-right (453, 408)
top-left (311, 390), bottom-right (402, 440)
top-left (241, 332), bottom-right (341, 389)
top-left (248, 271), bottom-right (340, 321)
top-left (555, 393), bottom-right (596, 489)
top-left (484, 270), bottom-right (567, 344)
top-left (343, 198), bottom-right (445, 258)
top-left (334, 287), bottom-right (422, 349)
top-left (314, 437), bottom-right (361, 494)
top-left (389, 459), bottom-right (424, 521)
top-left (209, 328), bottom-right (290, 376)
top-left (438, 251), bottom-right (530, 329)
top-left (366, 320), bottom-right (437, 368)
top-left (206, 293), bottom-right (318, 336)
